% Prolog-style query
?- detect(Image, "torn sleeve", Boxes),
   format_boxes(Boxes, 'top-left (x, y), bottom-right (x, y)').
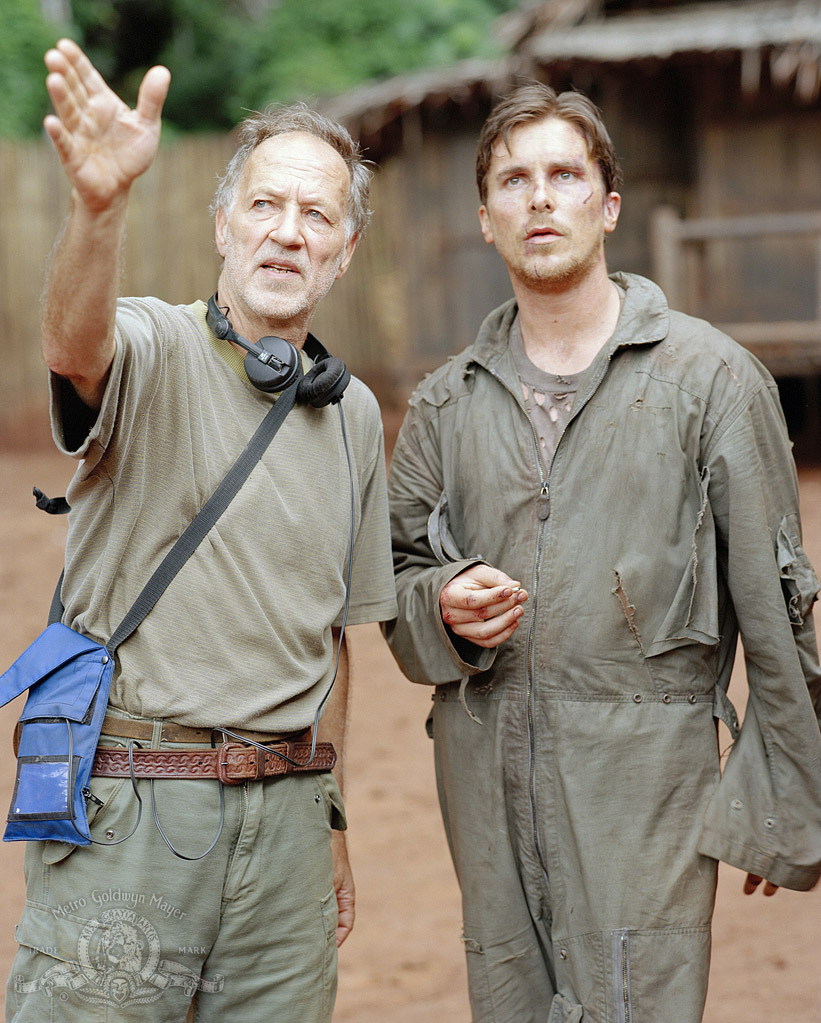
top-left (696, 380), bottom-right (821, 890)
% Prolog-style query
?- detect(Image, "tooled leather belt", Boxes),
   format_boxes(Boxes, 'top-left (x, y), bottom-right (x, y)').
top-left (91, 740), bottom-right (336, 784)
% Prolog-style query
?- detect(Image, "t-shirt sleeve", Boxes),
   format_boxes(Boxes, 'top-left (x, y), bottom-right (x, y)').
top-left (334, 392), bottom-right (397, 626)
top-left (49, 298), bottom-right (170, 471)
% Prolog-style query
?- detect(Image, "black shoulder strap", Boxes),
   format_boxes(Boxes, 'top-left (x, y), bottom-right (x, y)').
top-left (48, 570), bottom-right (66, 627)
top-left (46, 383), bottom-right (298, 650)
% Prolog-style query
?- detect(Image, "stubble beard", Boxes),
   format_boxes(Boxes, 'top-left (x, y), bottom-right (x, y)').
top-left (516, 234), bottom-right (604, 294)
top-left (220, 230), bottom-right (346, 335)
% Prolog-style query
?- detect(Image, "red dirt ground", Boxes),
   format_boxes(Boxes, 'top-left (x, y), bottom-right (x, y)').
top-left (0, 447), bottom-right (819, 1021)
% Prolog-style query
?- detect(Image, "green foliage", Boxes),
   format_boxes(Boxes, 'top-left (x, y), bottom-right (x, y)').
top-left (154, 0), bottom-right (256, 130)
top-left (69, 0), bottom-right (255, 129)
top-left (0, 0), bottom-right (521, 137)
top-left (245, 0), bottom-right (517, 108)
top-left (0, 0), bottom-right (65, 136)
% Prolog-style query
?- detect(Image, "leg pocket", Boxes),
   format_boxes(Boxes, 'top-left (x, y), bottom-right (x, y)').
top-left (615, 926), bottom-right (711, 1023)
top-left (10, 898), bottom-right (202, 1020)
top-left (462, 926), bottom-right (555, 1023)
top-left (9, 903), bottom-right (142, 1019)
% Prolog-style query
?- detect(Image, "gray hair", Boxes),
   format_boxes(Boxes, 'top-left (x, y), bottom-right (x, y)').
top-left (211, 103), bottom-right (373, 240)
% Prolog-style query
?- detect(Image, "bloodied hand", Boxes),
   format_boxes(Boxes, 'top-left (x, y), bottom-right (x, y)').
top-left (440, 564), bottom-right (528, 648)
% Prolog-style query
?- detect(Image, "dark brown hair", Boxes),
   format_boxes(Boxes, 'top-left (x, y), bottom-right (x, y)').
top-left (476, 82), bottom-right (622, 202)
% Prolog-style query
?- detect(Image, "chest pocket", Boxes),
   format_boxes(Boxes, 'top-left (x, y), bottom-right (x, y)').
top-left (646, 466), bottom-right (720, 656)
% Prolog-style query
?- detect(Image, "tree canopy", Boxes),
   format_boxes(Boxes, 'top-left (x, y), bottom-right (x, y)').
top-left (2, 0), bottom-right (520, 136)
top-left (0, 0), bottom-right (59, 135)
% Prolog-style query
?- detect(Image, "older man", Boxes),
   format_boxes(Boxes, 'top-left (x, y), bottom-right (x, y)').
top-left (385, 83), bottom-right (821, 1023)
top-left (6, 39), bottom-right (396, 1023)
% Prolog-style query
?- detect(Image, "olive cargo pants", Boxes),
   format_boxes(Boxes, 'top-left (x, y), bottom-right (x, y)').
top-left (6, 740), bottom-right (345, 1023)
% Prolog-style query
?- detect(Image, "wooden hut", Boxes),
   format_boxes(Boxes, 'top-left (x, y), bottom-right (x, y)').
top-left (316, 0), bottom-right (821, 451)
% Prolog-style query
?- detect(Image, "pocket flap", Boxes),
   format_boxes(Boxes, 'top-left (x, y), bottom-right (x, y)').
top-left (646, 467), bottom-right (720, 655)
top-left (18, 650), bottom-right (110, 723)
top-left (14, 901), bottom-right (93, 964)
top-left (0, 624), bottom-right (106, 709)
top-left (547, 993), bottom-right (585, 1022)
top-left (427, 492), bottom-right (464, 565)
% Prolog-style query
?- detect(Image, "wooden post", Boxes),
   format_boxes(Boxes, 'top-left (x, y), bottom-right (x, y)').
top-left (650, 205), bottom-right (684, 310)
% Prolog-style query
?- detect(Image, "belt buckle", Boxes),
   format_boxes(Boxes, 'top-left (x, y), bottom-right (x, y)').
top-left (216, 742), bottom-right (264, 785)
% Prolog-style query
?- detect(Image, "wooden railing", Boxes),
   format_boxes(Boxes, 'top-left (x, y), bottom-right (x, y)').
top-left (650, 207), bottom-right (821, 375)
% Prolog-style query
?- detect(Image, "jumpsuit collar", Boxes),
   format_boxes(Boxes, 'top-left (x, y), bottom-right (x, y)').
top-left (467, 272), bottom-right (672, 385)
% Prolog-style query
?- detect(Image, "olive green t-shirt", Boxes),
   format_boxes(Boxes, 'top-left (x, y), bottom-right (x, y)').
top-left (50, 298), bottom-right (397, 732)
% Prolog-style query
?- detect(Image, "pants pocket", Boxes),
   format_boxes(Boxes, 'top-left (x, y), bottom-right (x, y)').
top-left (314, 771), bottom-right (347, 831)
top-left (9, 903), bottom-right (107, 1020)
top-left (41, 773), bottom-right (128, 866)
top-left (611, 925), bottom-right (711, 1023)
top-left (462, 926), bottom-right (555, 1023)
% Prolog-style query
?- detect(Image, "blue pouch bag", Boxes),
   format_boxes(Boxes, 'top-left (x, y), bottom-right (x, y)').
top-left (0, 623), bottom-right (113, 845)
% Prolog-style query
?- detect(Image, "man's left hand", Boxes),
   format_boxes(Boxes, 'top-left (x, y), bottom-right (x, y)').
top-left (743, 873), bottom-right (779, 896)
top-left (439, 564), bottom-right (528, 648)
top-left (332, 829), bottom-right (355, 945)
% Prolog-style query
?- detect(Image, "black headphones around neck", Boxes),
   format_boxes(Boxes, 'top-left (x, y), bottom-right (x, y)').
top-left (206, 294), bottom-right (350, 407)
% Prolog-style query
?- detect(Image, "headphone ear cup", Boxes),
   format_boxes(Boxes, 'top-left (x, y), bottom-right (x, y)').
top-left (298, 357), bottom-right (350, 407)
top-left (245, 338), bottom-right (302, 393)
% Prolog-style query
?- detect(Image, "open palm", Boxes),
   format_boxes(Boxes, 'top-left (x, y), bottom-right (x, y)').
top-left (44, 39), bottom-right (170, 211)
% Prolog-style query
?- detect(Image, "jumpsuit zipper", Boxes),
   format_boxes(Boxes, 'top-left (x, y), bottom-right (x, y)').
top-left (489, 366), bottom-right (553, 885)
top-left (486, 350), bottom-right (615, 902)
top-left (612, 928), bottom-right (633, 1023)
top-left (526, 478), bottom-right (551, 884)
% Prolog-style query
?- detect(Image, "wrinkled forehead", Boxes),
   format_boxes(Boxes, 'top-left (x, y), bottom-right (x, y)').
top-left (241, 131), bottom-right (352, 201)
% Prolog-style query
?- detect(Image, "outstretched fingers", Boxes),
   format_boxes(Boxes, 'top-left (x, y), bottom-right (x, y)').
top-left (55, 38), bottom-right (107, 95)
top-left (44, 41), bottom-right (117, 169)
top-left (45, 39), bottom-right (105, 125)
top-left (43, 71), bottom-right (81, 145)
top-left (136, 65), bottom-right (172, 124)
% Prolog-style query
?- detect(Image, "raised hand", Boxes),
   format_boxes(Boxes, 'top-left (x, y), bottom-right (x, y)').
top-left (43, 38), bottom-right (170, 211)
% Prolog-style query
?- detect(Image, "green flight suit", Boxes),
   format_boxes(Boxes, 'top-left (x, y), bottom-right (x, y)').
top-left (384, 273), bottom-right (821, 1023)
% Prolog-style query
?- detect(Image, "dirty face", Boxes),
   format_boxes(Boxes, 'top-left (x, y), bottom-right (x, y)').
top-left (215, 132), bottom-right (358, 343)
top-left (478, 116), bottom-right (620, 293)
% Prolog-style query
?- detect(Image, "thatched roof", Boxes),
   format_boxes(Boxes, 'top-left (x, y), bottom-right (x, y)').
top-left (322, 0), bottom-right (821, 143)
top-left (320, 57), bottom-right (515, 135)
top-left (527, 0), bottom-right (821, 63)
